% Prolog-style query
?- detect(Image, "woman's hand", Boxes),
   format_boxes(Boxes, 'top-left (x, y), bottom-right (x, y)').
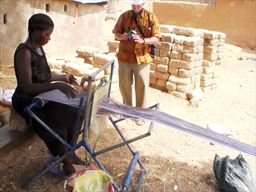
top-left (63, 73), bottom-right (78, 85)
top-left (51, 73), bottom-right (78, 85)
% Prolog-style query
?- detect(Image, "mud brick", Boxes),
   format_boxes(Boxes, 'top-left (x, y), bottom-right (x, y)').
top-left (201, 83), bottom-right (217, 92)
top-left (183, 45), bottom-right (203, 54)
top-left (108, 47), bottom-right (117, 53)
top-left (152, 56), bottom-right (161, 64)
top-left (76, 46), bottom-right (100, 57)
top-left (192, 75), bottom-right (201, 88)
top-left (157, 64), bottom-right (168, 73)
top-left (204, 31), bottom-right (219, 40)
top-left (218, 39), bottom-right (225, 46)
top-left (47, 58), bottom-right (66, 69)
top-left (184, 37), bottom-right (203, 46)
top-left (150, 76), bottom-right (157, 85)
top-left (178, 67), bottom-right (202, 78)
top-left (172, 91), bottom-right (188, 100)
top-left (168, 66), bottom-right (179, 75)
top-left (62, 62), bottom-right (93, 77)
top-left (202, 65), bottom-right (219, 74)
top-left (157, 79), bottom-right (167, 87)
top-left (204, 46), bottom-right (218, 54)
top-left (204, 39), bottom-right (220, 46)
top-left (200, 79), bottom-right (215, 87)
top-left (168, 75), bottom-right (192, 85)
top-left (107, 40), bottom-right (119, 49)
top-left (172, 26), bottom-right (196, 37)
top-left (150, 70), bottom-right (156, 77)
top-left (64, 56), bottom-right (85, 65)
top-left (203, 53), bottom-right (218, 61)
top-left (160, 49), bottom-right (171, 57)
top-left (182, 53), bottom-right (202, 62)
top-left (169, 59), bottom-right (195, 70)
top-left (170, 51), bottom-right (182, 60)
top-left (166, 81), bottom-right (176, 91)
top-left (201, 73), bottom-right (214, 80)
top-left (161, 33), bottom-right (176, 43)
top-left (154, 71), bottom-right (169, 80)
top-left (172, 44), bottom-right (183, 53)
top-left (158, 42), bottom-right (173, 51)
top-left (150, 63), bottom-right (157, 70)
top-left (93, 53), bottom-right (114, 67)
top-left (159, 57), bottom-right (169, 65)
top-left (174, 35), bottom-right (186, 45)
top-left (176, 84), bottom-right (194, 93)
top-left (160, 24), bottom-right (174, 33)
top-left (203, 60), bottom-right (216, 67)
top-left (194, 30), bottom-right (205, 38)
top-left (218, 32), bottom-right (226, 39)
top-left (84, 56), bottom-right (94, 64)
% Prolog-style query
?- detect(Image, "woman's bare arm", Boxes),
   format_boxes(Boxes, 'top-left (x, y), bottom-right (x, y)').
top-left (15, 49), bottom-right (78, 98)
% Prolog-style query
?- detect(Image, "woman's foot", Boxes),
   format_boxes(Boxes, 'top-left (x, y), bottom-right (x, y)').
top-left (63, 160), bottom-right (76, 176)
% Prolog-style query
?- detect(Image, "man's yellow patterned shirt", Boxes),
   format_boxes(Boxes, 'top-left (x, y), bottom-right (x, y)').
top-left (113, 9), bottom-right (161, 64)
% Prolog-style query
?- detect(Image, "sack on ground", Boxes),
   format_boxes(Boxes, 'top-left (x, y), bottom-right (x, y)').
top-left (213, 154), bottom-right (256, 192)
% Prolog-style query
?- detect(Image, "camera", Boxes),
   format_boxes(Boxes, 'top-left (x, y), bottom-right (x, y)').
top-left (127, 30), bottom-right (137, 41)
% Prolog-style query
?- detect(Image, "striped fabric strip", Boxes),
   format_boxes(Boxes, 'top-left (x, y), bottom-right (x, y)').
top-left (97, 97), bottom-right (256, 156)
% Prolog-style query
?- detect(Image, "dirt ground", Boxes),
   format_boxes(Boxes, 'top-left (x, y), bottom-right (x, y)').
top-left (0, 21), bottom-right (256, 191)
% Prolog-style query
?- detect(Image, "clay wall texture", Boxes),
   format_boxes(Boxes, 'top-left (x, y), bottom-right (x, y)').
top-left (153, 0), bottom-right (256, 49)
top-left (0, 0), bottom-right (106, 66)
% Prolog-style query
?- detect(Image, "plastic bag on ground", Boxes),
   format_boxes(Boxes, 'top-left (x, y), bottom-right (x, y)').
top-left (64, 164), bottom-right (114, 192)
top-left (213, 154), bottom-right (256, 192)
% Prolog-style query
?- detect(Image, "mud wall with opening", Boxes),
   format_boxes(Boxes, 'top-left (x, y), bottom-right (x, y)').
top-left (0, 0), bottom-right (106, 66)
top-left (153, 0), bottom-right (256, 50)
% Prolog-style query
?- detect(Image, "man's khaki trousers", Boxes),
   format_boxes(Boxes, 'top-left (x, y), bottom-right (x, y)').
top-left (118, 61), bottom-right (150, 108)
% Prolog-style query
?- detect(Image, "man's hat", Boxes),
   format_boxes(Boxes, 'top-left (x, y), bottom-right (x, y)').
top-left (131, 0), bottom-right (145, 5)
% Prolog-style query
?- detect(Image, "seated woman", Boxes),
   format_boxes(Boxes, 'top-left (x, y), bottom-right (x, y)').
top-left (12, 13), bottom-right (83, 176)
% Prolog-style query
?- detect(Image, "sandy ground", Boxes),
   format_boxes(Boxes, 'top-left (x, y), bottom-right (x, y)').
top-left (0, 20), bottom-right (255, 191)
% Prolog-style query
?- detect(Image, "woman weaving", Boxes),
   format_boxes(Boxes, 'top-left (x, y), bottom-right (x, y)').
top-left (12, 13), bottom-right (83, 176)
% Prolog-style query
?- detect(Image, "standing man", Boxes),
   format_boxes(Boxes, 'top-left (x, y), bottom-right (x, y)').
top-left (113, 0), bottom-right (161, 116)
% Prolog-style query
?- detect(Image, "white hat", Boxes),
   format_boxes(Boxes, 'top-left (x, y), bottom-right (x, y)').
top-left (131, 0), bottom-right (145, 5)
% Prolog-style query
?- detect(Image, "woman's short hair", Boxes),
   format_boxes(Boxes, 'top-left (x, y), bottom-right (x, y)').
top-left (28, 13), bottom-right (54, 34)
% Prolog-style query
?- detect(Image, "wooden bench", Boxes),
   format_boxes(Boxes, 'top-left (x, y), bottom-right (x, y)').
top-left (0, 124), bottom-right (34, 156)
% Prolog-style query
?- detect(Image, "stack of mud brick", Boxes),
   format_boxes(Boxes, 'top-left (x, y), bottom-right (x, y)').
top-left (107, 40), bottom-right (120, 53)
top-left (151, 26), bottom-right (204, 100)
top-left (151, 25), bottom-right (226, 99)
top-left (202, 31), bottom-right (226, 91)
top-left (107, 26), bottom-right (226, 100)
top-left (48, 46), bottom-right (114, 89)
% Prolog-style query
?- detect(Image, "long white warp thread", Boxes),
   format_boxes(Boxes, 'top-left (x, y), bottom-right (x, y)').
top-left (97, 97), bottom-right (256, 157)
top-left (34, 89), bottom-right (83, 107)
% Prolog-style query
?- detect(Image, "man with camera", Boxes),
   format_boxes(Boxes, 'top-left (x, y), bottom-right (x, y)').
top-left (112, 0), bottom-right (161, 125)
